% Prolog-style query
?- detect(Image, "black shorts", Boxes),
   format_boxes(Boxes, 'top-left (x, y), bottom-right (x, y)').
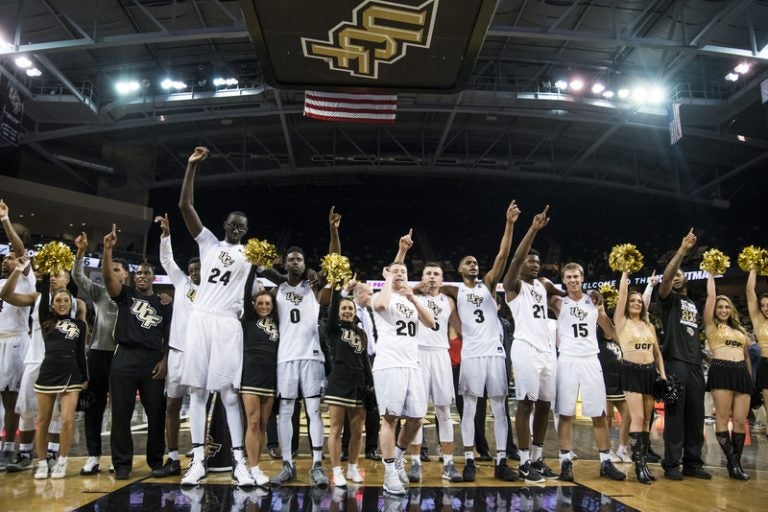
top-left (603, 369), bottom-right (625, 401)
top-left (756, 358), bottom-right (768, 391)
top-left (35, 356), bottom-right (85, 394)
top-left (621, 361), bottom-right (656, 395)
top-left (241, 357), bottom-right (277, 397)
top-left (706, 359), bottom-right (753, 394)
top-left (325, 371), bottom-right (367, 408)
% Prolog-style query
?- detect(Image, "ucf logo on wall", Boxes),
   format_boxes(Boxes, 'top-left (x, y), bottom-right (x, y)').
top-left (239, 0), bottom-right (497, 93)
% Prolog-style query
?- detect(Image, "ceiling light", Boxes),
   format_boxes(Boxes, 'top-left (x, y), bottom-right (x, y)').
top-left (724, 72), bottom-right (739, 82)
top-left (554, 80), bottom-right (567, 90)
top-left (591, 83), bottom-right (605, 94)
top-left (648, 87), bottom-right (665, 104)
top-left (737, 135), bottom-right (746, 142)
top-left (25, 67), bottom-right (42, 77)
top-left (14, 56), bottom-right (32, 68)
top-left (115, 80), bottom-right (141, 94)
top-left (617, 88), bottom-right (630, 99)
top-left (569, 79), bottom-right (584, 91)
top-left (213, 77), bottom-right (239, 87)
top-left (602, 90), bottom-right (615, 99)
top-left (632, 87), bottom-right (648, 103)
top-left (734, 63), bottom-right (751, 74)
top-left (161, 79), bottom-right (187, 90)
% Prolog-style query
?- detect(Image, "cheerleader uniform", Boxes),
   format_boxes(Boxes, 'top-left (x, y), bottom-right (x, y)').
top-left (35, 278), bottom-right (88, 394)
top-left (754, 316), bottom-right (768, 390)
top-left (324, 290), bottom-right (373, 408)
top-left (618, 320), bottom-right (657, 395)
top-left (598, 331), bottom-right (624, 401)
top-left (241, 270), bottom-right (279, 397)
top-left (705, 324), bottom-right (752, 394)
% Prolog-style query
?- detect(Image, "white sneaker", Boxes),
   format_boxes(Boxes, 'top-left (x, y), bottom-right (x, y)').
top-left (333, 471), bottom-right (348, 487)
top-left (608, 450), bottom-right (622, 463)
top-left (232, 460), bottom-right (256, 487)
top-left (394, 457), bottom-right (408, 486)
top-left (181, 460), bottom-right (207, 486)
top-left (34, 461), bottom-right (49, 480)
top-left (346, 466), bottom-right (364, 483)
top-left (250, 467), bottom-right (270, 487)
top-left (80, 456), bottom-right (101, 475)
top-left (50, 459), bottom-right (68, 479)
top-left (383, 468), bottom-right (406, 495)
top-left (615, 445), bottom-right (631, 463)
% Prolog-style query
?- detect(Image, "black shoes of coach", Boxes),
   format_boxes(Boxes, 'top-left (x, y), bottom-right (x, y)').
top-left (600, 460), bottom-right (626, 481)
top-left (476, 452), bottom-right (493, 462)
top-left (682, 466), bottom-right (712, 479)
top-left (152, 459), bottom-right (181, 477)
top-left (559, 459), bottom-right (574, 482)
top-left (268, 447), bottom-right (282, 460)
top-left (365, 450), bottom-right (382, 461)
top-left (462, 459), bottom-right (477, 482)
top-left (664, 467), bottom-right (684, 480)
top-left (115, 468), bottom-right (131, 480)
top-left (494, 458), bottom-right (518, 481)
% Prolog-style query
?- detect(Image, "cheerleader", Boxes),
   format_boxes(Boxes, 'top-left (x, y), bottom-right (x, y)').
top-left (613, 270), bottom-right (666, 484)
top-left (704, 274), bottom-right (752, 480)
top-left (746, 268), bottom-right (768, 431)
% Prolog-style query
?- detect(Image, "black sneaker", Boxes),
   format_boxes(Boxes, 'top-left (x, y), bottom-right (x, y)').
top-left (664, 467), bottom-right (684, 480)
top-left (532, 458), bottom-right (559, 479)
top-left (420, 446), bottom-right (430, 463)
top-left (600, 460), bottom-right (626, 481)
top-left (682, 466), bottom-right (712, 480)
top-left (494, 458), bottom-right (518, 481)
top-left (559, 459), bottom-right (574, 482)
top-left (151, 458), bottom-right (181, 477)
top-left (462, 459), bottom-right (476, 482)
top-left (115, 468), bottom-right (131, 480)
top-left (518, 460), bottom-right (545, 483)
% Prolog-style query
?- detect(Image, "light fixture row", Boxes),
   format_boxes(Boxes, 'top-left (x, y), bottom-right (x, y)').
top-left (552, 79), bottom-right (666, 104)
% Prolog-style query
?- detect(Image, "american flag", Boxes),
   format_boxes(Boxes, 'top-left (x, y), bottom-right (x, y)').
top-left (304, 91), bottom-right (397, 124)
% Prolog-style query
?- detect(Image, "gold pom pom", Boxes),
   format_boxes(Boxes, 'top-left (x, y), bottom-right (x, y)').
top-left (32, 241), bottom-right (75, 276)
top-left (737, 246), bottom-right (768, 275)
top-left (599, 283), bottom-right (619, 310)
top-left (608, 243), bottom-right (644, 274)
top-left (700, 248), bottom-right (730, 276)
top-left (243, 238), bottom-right (278, 268)
top-left (321, 253), bottom-right (353, 291)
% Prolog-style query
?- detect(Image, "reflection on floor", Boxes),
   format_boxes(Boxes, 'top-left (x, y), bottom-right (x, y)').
top-left (71, 482), bottom-right (638, 512)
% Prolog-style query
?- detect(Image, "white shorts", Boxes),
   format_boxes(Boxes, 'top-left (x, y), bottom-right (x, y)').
top-left (555, 355), bottom-right (607, 417)
top-left (0, 334), bottom-right (28, 392)
top-left (180, 311), bottom-right (243, 391)
top-left (418, 349), bottom-right (454, 406)
top-left (458, 356), bottom-right (508, 398)
top-left (511, 341), bottom-right (557, 402)
top-left (373, 367), bottom-right (427, 418)
top-left (277, 360), bottom-right (325, 399)
top-left (165, 348), bottom-right (189, 399)
top-left (16, 361), bottom-right (42, 414)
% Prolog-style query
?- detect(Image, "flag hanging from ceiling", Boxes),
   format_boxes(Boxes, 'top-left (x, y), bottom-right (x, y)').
top-left (304, 91), bottom-right (397, 123)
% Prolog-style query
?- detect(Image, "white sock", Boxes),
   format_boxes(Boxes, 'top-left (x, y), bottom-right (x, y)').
top-left (168, 450), bottom-right (180, 461)
top-left (443, 454), bottom-right (453, 465)
top-left (519, 449), bottom-right (531, 463)
top-left (313, 448), bottom-right (323, 464)
top-left (395, 446), bottom-right (405, 460)
top-left (411, 455), bottom-right (420, 466)
top-left (348, 463), bottom-right (358, 473)
top-left (599, 451), bottom-right (611, 463)
top-left (2, 442), bottom-right (14, 451)
top-left (48, 442), bottom-right (60, 453)
top-left (333, 466), bottom-right (343, 476)
top-left (560, 451), bottom-right (572, 462)
top-left (57, 456), bottom-right (68, 464)
top-left (19, 443), bottom-right (33, 452)
top-left (531, 444), bottom-right (543, 461)
top-left (496, 451), bottom-right (506, 464)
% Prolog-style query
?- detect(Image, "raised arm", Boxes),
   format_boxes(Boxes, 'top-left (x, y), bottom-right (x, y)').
top-left (178, 147), bottom-right (209, 238)
top-left (613, 271), bottom-right (630, 331)
top-left (393, 229), bottom-right (413, 264)
top-left (659, 228), bottom-right (696, 299)
top-left (746, 269), bottom-right (762, 327)
top-left (483, 200), bottom-right (520, 289)
top-left (373, 267), bottom-right (394, 311)
top-left (703, 273), bottom-right (716, 329)
top-left (155, 213), bottom-right (188, 285)
top-left (503, 204), bottom-right (548, 299)
top-left (101, 224), bottom-right (123, 298)
top-left (72, 232), bottom-right (98, 299)
top-left (328, 206), bottom-right (341, 255)
top-left (642, 270), bottom-right (659, 312)
top-left (401, 285), bottom-right (436, 329)
top-left (0, 199), bottom-right (25, 259)
top-left (0, 256), bottom-right (38, 306)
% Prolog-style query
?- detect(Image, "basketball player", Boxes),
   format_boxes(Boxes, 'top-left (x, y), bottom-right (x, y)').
top-left (178, 146), bottom-right (255, 487)
top-left (503, 205), bottom-right (564, 483)
top-left (268, 207), bottom-right (341, 487)
top-left (551, 263), bottom-right (626, 482)
top-left (453, 201), bottom-right (519, 482)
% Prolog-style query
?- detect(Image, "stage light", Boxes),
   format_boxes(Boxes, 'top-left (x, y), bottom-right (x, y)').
top-left (737, 135), bottom-right (746, 142)
top-left (632, 87), bottom-right (648, 103)
top-left (648, 87), bottom-right (665, 104)
top-left (115, 80), bottom-right (141, 94)
top-left (734, 63), bottom-right (751, 74)
top-left (591, 83), bottom-right (605, 94)
top-left (554, 80), bottom-right (567, 90)
top-left (161, 79), bottom-right (187, 90)
top-left (569, 79), bottom-right (584, 91)
top-left (602, 90), bottom-right (615, 99)
top-left (724, 73), bottom-right (739, 82)
top-left (14, 56), bottom-right (32, 68)
top-left (213, 77), bottom-right (239, 87)
top-left (25, 67), bottom-right (41, 77)
top-left (617, 88), bottom-right (630, 99)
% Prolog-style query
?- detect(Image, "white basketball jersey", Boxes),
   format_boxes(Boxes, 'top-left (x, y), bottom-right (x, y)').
top-left (193, 228), bottom-right (250, 315)
top-left (372, 293), bottom-right (420, 370)
top-left (415, 293), bottom-right (451, 350)
top-left (557, 294), bottom-right (600, 356)
top-left (456, 282), bottom-right (504, 360)
top-left (0, 271), bottom-right (36, 335)
top-left (508, 280), bottom-right (552, 351)
top-left (276, 280), bottom-right (323, 363)
top-left (161, 236), bottom-right (199, 350)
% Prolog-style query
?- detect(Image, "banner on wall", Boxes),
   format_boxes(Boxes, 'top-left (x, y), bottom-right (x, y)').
top-left (0, 76), bottom-right (24, 146)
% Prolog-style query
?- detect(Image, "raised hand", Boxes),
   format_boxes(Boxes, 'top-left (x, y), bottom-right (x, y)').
top-left (344, 273), bottom-right (358, 293)
top-left (506, 200), bottom-right (521, 223)
top-left (648, 270), bottom-right (660, 287)
top-left (103, 224), bottom-right (118, 249)
top-left (0, 199), bottom-right (8, 220)
top-left (74, 232), bottom-right (89, 251)
top-left (188, 146), bottom-right (209, 164)
top-left (328, 206), bottom-right (342, 229)
top-left (532, 204), bottom-right (550, 231)
top-left (154, 213), bottom-right (170, 237)
top-left (399, 228), bottom-right (414, 252)
top-left (589, 289), bottom-right (604, 307)
top-left (680, 228), bottom-right (697, 253)
top-left (15, 255), bottom-right (31, 272)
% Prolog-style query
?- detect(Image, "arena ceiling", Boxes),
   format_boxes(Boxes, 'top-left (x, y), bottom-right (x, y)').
top-left (1, 0), bottom-right (768, 212)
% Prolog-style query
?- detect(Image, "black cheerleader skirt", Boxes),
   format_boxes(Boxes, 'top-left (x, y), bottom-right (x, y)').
top-left (706, 359), bottom-right (753, 394)
top-left (35, 355), bottom-right (85, 394)
top-left (325, 370), bottom-right (367, 408)
top-left (621, 361), bottom-right (656, 395)
top-left (241, 357), bottom-right (277, 397)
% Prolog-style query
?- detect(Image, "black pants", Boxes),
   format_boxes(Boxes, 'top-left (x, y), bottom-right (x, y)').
top-left (84, 349), bottom-right (113, 457)
top-left (109, 345), bottom-right (166, 472)
top-left (662, 359), bottom-right (705, 470)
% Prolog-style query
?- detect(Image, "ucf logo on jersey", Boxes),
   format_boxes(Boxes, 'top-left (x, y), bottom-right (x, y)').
top-left (285, 291), bottom-right (304, 306)
top-left (569, 306), bottom-right (588, 321)
top-left (427, 299), bottom-right (442, 317)
top-left (130, 298), bottom-right (163, 329)
top-left (257, 318), bottom-right (279, 342)
top-left (342, 328), bottom-right (364, 353)
top-left (56, 320), bottom-right (80, 340)
top-left (466, 293), bottom-right (483, 307)
top-left (186, 287), bottom-right (197, 302)
top-left (531, 288), bottom-right (543, 304)
top-left (218, 251), bottom-right (235, 268)
top-left (396, 302), bottom-right (414, 318)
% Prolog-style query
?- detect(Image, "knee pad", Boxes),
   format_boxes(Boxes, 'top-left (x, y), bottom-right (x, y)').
top-left (435, 405), bottom-right (453, 441)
